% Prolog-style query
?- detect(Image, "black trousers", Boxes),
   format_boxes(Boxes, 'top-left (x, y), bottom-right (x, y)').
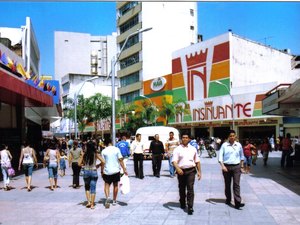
top-left (222, 164), bottom-right (242, 205)
top-left (133, 153), bottom-right (144, 178)
top-left (72, 162), bottom-right (81, 187)
top-left (177, 167), bottom-right (196, 208)
top-left (152, 154), bottom-right (163, 176)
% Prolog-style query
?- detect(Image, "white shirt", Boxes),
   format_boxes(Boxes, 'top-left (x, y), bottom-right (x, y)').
top-left (0, 150), bottom-right (11, 167)
top-left (172, 144), bottom-right (200, 169)
top-left (130, 140), bottom-right (144, 154)
top-left (101, 146), bottom-right (123, 175)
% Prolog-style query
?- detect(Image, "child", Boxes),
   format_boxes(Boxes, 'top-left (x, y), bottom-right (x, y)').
top-left (59, 151), bottom-right (67, 177)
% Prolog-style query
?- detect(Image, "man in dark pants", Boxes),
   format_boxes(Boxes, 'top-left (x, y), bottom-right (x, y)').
top-left (130, 133), bottom-right (144, 179)
top-left (172, 132), bottom-right (201, 215)
top-left (150, 134), bottom-right (165, 177)
top-left (219, 130), bottom-right (245, 209)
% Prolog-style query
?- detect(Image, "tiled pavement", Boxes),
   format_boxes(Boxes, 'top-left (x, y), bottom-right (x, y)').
top-left (1, 151), bottom-right (300, 225)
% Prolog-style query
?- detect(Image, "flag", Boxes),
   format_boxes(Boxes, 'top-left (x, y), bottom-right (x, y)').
top-left (0, 53), bottom-right (8, 65)
top-left (17, 63), bottom-right (30, 79)
top-left (38, 79), bottom-right (44, 88)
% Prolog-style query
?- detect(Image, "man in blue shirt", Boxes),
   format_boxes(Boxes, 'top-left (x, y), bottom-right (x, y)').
top-left (219, 130), bottom-right (245, 209)
top-left (116, 136), bottom-right (130, 173)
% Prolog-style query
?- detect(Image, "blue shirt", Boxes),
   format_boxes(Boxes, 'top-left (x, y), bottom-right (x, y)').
top-left (116, 140), bottom-right (130, 157)
top-left (218, 141), bottom-right (244, 164)
top-left (189, 139), bottom-right (199, 150)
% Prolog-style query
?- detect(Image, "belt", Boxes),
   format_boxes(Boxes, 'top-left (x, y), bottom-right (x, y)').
top-left (181, 167), bottom-right (196, 171)
top-left (224, 163), bottom-right (240, 166)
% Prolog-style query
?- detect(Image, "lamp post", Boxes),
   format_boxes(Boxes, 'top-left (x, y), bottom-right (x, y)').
top-left (74, 76), bottom-right (99, 140)
top-left (140, 95), bottom-right (158, 126)
top-left (109, 27), bottom-right (152, 145)
top-left (214, 81), bottom-right (235, 131)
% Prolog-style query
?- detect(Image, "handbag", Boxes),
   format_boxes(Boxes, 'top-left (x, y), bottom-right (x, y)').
top-left (119, 174), bottom-right (130, 195)
top-left (7, 167), bottom-right (15, 177)
top-left (43, 155), bottom-right (50, 165)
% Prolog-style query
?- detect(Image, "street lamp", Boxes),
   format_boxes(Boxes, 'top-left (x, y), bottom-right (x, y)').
top-left (74, 76), bottom-right (99, 139)
top-left (214, 81), bottom-right (235, 131)
top-left (109, 27), bottom-right (153, 145)
top-left (140, 95), bottom-right (158, 126)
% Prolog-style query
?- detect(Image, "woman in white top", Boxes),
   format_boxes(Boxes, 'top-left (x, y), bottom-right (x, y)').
top-left (1, 144), bottom-right (13, 191)
top-left (44, 140), bottom-right (60, 191)
top-left (18, 141), bottom-right (38, 192)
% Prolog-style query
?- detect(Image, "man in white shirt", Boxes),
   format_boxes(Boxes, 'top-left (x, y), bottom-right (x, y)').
top-left (172, 132), bottom-right (201, 215)
top-left (130, 133), bottom-right (144, 179)
top-left (101, 139), bottom-right (127, 208)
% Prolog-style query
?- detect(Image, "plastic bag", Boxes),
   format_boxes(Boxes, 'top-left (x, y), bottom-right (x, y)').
top-left (7, 167), bottom-right (15, 177)
top-left (119, 175), bottom-right (130, 195)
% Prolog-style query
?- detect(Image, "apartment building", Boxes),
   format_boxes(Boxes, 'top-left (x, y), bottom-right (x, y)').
top-left (116, 2), bottom-right (198, 103)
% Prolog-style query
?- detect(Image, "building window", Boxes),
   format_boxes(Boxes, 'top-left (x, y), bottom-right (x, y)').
top-left (62, 82), bottom-right (70, 93)
top-left (120, 90), bottom-right (140, 103)
top-left (119, 2), bottom-right (138, 16)
top-left (190, 26), bottom-right (194, 30)
top-left (120, 71), bottom-right (139, 87)
top-left (120, 15), bottom-right (139, 34)
top-left (119, 34), bottom-right (139, 51)
top-left (120, 52), bottom-right (139, 69)
top-left (190, 9), bottom-right (194, 16)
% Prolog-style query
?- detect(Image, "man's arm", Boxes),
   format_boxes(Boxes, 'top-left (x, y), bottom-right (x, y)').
top-left (172, 161), bottom-right (183, 175)
top-left (196, 161), bottom-right (201, 180)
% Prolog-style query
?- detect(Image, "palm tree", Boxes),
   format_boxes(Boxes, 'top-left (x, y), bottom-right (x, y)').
top-left (174, 99), bottom-right (190, 123)
top-left (159, 97), bottom-right (176, 125)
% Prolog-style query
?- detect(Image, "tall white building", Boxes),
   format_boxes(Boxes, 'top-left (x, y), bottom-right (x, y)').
top-left (116, 2), bottom-right (199, 103)
top-left (54, 31), bottom-right (117, 81)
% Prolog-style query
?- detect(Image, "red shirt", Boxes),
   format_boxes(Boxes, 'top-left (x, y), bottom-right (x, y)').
top-left (243, 144), bottom-right (252, 157)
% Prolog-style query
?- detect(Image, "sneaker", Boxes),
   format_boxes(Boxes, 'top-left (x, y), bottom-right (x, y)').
top-left (112, 200), bottom-right (117, 206)
top-left (105, 198), bottom-right (110, 209)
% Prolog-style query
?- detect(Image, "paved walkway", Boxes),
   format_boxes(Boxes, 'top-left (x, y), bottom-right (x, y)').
top-left (1, 151), bottom-right (300, 225)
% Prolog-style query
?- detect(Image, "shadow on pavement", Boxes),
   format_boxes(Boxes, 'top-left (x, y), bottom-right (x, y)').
top-left (205, 198), bottom-right (226, 205)
top-left (248, 154), bottom-right (300, 195)
top-left (163, 201), bottom-right (181, 210)
top-left (98, 198), bottom-right (128, 207)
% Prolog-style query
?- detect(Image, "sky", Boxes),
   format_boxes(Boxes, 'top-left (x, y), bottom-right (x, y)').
top-left (0, 2), bottom-right (299, 77)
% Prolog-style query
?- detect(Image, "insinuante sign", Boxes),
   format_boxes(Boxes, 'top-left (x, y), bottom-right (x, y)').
top-left (188, 93), bottom-right (260, 122)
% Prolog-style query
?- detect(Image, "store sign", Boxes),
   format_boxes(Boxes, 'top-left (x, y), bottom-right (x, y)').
top-left (188, 93), bottom-right (260, 122)
top-left (151, 77), bottom-right (166, 91)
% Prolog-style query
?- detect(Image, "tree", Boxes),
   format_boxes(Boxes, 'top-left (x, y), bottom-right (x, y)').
top-left (86, 93), bottom-right (111, 137)
top-left (174, 99), bottom-right (190, 123)
top-left (159, 97), bottom-right (176, 125)
top-left (139, 100), bottom-right (158, 126)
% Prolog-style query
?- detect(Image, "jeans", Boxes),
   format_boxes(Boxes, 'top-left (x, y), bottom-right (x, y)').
top-left (23, 163), bottom-right (34, 176)
top-left (48, 164), bottom-right (58, 179)
top-left (1, 166), bottom-right (9, 187)
top-left (72, 162), bottom-right (81, 186)
top-left (168, 155), bottom-right (175, 176)
top-left (83, 169), bottom-right (98, 194)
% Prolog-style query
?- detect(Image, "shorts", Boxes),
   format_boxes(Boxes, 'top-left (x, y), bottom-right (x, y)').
top-left (23, 163), bottom-right (34, 176)
top-left (102, 172), bottom-right (120, 185)
top-left (244, 155), bottom-right (252, 166)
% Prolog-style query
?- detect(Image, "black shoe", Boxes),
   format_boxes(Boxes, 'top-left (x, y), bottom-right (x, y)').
top-left (235, 203), bottom-right (245, 209)
top-left (188, 208), bottom-right (193, 215)
top-left (180, 204), bottom-right (186, 209)
top-left (225, 200), bottom-right (231, 205)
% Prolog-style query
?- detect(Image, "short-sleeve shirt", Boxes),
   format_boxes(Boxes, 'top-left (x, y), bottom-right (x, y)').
top-left (101, 146), bottom-right (123, 175)
top-left (172, 144), bottom-right (200, 169)
top-left (166, 138), bottom-right (180, 155)
top-left (219, 141), bottom-right (244, 164)
top-left (130, 141), bottom-right (144, 154)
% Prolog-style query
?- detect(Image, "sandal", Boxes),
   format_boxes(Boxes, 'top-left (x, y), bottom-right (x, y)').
top-left (90, 204), bottom-right (95, 210)
top-left (86, 202), bottom-right (91, 208)
top-left (27, 188), bottom-right (32, 192)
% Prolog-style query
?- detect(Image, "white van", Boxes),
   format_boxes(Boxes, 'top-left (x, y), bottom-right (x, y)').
top-left (135, 126), bottom-right (180, 159)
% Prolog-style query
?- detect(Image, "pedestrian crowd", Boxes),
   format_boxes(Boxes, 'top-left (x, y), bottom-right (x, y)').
top-left (0, 129), bottom-right (298, 215)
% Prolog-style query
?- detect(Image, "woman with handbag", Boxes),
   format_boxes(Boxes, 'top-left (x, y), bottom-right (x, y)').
top-left (18, 141), bottom-right (38, 191)
top-left (44, 140), bottom-right (60, 191)
top-left (1, 144), bottom-right (13, 191)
